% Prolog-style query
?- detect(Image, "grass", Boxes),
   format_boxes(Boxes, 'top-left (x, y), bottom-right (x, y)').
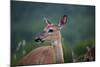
top-left (11, 38), bottom-right (95, 66)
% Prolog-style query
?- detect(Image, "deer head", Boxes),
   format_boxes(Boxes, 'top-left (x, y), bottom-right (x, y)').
top-left (35, 15), bottom-right (68, 43)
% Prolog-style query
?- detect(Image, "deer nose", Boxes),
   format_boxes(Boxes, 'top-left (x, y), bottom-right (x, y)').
top-left (35, 37), bottom-right (41, 42)
top-left (35, 31), bottom-right (46, 42)
top-left (35, 37), bottom-right (44, 43)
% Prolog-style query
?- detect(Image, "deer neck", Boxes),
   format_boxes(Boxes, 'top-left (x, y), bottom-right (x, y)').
top-left (52, 32), bottom-right (64, 63)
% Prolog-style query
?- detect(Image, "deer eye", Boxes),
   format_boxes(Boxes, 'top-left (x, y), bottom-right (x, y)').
top-left (48, 29), bottom-right (53, 33)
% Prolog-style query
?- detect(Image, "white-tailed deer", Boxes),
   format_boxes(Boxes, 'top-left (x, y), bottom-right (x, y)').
top-left (17, 15), bottom-right (68, 65)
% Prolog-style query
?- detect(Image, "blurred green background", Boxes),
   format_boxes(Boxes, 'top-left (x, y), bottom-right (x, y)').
top-left (11, 1), bottom-right (95, 65)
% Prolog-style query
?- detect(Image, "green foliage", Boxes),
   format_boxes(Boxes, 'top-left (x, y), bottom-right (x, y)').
top-left (62, 38), bottom-right (95, 63)
top-left (73, 38), bottom-right (95, 56)
top-left (63, 44), bottom-right (73, 63)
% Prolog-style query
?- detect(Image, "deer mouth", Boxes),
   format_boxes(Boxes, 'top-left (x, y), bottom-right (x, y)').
top-left (34, 31), bottom-right (49, 43)
top-left (35, 37), bottom-right (44, 43)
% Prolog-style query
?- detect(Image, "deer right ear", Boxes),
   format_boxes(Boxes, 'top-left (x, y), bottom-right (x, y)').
top-left (44, 17), bottom-right (51, 25)
top-left (58, 15), bottom-right (68, 29)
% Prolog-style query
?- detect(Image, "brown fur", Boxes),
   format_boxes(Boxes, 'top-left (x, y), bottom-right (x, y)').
top-left (17, 46), bottom-right (55, 65)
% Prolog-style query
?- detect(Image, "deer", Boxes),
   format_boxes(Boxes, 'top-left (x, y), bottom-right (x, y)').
top-left (17, 15), bottom-right (68, 65)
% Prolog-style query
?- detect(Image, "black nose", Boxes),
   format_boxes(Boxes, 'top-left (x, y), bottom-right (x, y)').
top-left (35, 38), bottom-right (41, 42)
top-left (35, 38), bottom-right (44, 42)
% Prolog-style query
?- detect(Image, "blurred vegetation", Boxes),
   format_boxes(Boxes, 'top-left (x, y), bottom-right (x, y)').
top-left (73, 38), bottom-right (95, 56)
top-left (11, 38), bottom-right (95, 65)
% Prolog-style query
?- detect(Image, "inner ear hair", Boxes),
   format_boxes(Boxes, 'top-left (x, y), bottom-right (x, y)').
top-left (58, 15), bottom-right (68, 28)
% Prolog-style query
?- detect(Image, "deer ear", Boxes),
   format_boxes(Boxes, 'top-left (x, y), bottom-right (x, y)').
top-left (44, 17), bottom-right (51, 25)
top-left (58, 15), bottom-right (68, 29)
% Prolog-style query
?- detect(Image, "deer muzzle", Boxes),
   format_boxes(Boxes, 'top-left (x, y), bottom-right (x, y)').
top-left (35, 31), bottom-right (47, 43)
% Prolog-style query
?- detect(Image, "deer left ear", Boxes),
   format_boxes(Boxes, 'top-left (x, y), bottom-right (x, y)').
top-left (44, 17), bottom-right (51, 25)
top-left (58, 15), bottom-right (68, 29)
